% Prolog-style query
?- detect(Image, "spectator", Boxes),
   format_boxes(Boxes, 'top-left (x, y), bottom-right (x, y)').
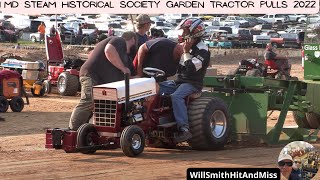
top-left (50, 25), bottom-right (56, 37)
top-left (108, 25), bottom-right (114, 37)
top-left (37, 22), bottom-right (46, 44)
top-left (129, 14), bottom-right (153, 75)
top-left (58, 24), bottom-right (66, 41)
top-left (14, 43), bottom-right (20, 49)
top-left (68, 31), bottom-right (137, 131)
top-left (76, 24), bottom-right (83, 45)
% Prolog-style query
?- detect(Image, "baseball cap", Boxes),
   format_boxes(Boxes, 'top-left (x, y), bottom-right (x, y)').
top-left (135, 14), bottom-right (153, 25)
top-left (278, 154), bottom-right (293, 162)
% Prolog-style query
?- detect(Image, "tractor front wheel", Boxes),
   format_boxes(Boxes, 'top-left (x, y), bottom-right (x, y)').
top-left (43, 80), bottom-right (52, 94)
top-left (10, 96), bottom-right (24, 112)
top-left (0, 96), bottom-right (9, 112)
top-left (188, 97), bottom-right (231, 150)
top-left (292, 111), bottom-right (311, 128)
top-left (120, 125), bottom-right (145, 157)
top-left (57, 72), bottom-right (79, 96)
top-left (77, 123), bottom-right (99, 154)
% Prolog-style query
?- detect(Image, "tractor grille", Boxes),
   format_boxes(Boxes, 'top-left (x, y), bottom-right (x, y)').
top-left (94, 99), bottom-right (117, 127)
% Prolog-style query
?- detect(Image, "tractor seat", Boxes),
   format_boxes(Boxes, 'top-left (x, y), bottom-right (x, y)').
top-left (188, 92), bottom-right (202, 100)
top-left (265, 59), bottom-right (279, 70)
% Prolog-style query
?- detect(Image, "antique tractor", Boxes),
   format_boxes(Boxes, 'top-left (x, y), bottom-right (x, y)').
top-left (44, 34), bottom-right (84, 96)
top-left (46, 68), bottom-right (231, 157)
top-left (0, 69), bottom-right (28, 112)
top-left (227, 58), bottom-right (292, 80)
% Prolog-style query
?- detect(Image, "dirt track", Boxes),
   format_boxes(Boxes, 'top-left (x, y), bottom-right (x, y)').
top-left (0, 46), bottom-right (319, 179)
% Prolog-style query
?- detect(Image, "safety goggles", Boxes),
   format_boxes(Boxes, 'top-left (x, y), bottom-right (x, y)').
top-left (278, 161), bottom-right (293, 167)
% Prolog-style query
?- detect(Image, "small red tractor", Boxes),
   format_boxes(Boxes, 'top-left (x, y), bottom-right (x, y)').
top-left (227, 58), bottom-right (291, 80)
top-left (0, 69), bottom-right (28, 112)
top-left (45, 68), bottom-right (231, 157)
top-left (43, 34), bottom-right (84, 96)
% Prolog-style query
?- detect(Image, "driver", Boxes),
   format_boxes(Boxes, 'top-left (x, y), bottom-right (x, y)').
top-left (264, 43), bottom-right (290, 76)
top-left (134, 38), bottom-right (183, 81)
top-left (158, 18), bottom-right (211, 143)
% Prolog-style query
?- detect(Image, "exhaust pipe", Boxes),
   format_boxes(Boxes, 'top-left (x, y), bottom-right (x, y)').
top-left (124, 73), bottom-right (130, 119)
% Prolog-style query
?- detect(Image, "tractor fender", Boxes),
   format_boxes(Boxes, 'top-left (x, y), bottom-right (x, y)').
top-left (65, 69), bottom-right (79, 76)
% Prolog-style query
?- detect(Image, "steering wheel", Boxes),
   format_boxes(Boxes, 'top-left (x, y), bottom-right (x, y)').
top-left (143, 67), bottom-right (165, 78)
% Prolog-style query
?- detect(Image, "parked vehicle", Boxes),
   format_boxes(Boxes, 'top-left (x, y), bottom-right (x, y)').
top-left (226, 16), bottom-right (249, 28)
top-left (64, 22), bottom-right (98, 45)
top-left (270, 32), bottom-right (305, 48)
top-left (299, 15), bottom-right (320, 24)
top-left (259, 14), bottom-right (289, 24)
top-left (204, 30), bottom-right (232, 48)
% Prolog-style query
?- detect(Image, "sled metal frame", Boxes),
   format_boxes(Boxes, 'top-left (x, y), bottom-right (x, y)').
top-left (202, 75), bottom-right (319, 145)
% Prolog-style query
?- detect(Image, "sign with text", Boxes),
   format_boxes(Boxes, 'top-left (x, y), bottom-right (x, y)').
top-left (0, 0), bottom-right (319, 14)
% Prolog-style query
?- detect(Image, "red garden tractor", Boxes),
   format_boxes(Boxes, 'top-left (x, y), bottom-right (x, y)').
top-left (45, 68), bottom-right (231, 157)
top-left (0, 69), bottom-right (29, 112)
top-left (227, 58), bottom-right (292, 80)
top-left (44, 33), bottom-right (84, 96)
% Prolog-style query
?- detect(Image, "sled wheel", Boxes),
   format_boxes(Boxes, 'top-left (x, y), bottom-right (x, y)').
top-left (120, 125), bottom-right (145, 157)
top-left (188, 97), bottom-right (231, 150)
top-left (292, 111), bottom-right (311, 128)
top-left (0, 96), bottom-right (9, 112)
top-left (77, 123), bottom-right (99, 154)
top-left (306, 113), bottom-right (320, 129)
top-left (10, 96), bottom-right (24, 112)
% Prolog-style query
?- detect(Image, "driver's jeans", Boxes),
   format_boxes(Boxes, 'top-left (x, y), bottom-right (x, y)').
top-left (159, 80), bottom-right (198, 131)
top-left (69, 76), bottom-right (97, 130)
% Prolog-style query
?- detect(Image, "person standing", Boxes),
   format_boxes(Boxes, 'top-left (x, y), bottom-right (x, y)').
top-left (50, 25), bottom-right (56, 37)
top-left (37, 22), bottom-right (46, 44)
top-left (68, 31), bottom-right (137, 131)
top-left (129, 14), bottom-right (153, 75)
top-left (76, 24), bottom-right (83, 45)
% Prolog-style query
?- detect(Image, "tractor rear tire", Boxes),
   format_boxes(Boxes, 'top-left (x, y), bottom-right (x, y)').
top-left (120, 125), bottom-right (145, 157)
top-left (43, 80), bottom-right (52, 94)
top-left (10, 96), bottom-right (24, 112)
top-left (57, 72), bottom-right (79, 96)
top-left (246, 69), bottom-right (261, 77)
top-left (306, 113), bottom-right (320, 129)
top-left (77, 123), bottom-right (98, 154)
top-left (0, 96), bottom-right (9, 112)
top-left (227, 68), bottom-right (239, 76)
top-left (188, 97), bottom-right (231, 150)
top-left (292, 111), bottom-right (311, 128)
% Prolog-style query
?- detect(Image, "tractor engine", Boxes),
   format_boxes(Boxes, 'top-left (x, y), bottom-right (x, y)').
top-left (92, 77), bottom-right (157, 128)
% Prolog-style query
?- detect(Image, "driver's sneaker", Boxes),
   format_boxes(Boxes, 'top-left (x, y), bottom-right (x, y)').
top-left (175, 129), bottom-right (192, 143)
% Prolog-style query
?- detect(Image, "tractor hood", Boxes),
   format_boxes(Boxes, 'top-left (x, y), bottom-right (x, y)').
top-left (93, 78), bottom-right (157, 104)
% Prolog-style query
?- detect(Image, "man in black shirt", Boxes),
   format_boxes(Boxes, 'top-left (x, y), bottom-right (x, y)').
top-left (69, 31), bottom-right (137, 131)
top-left (159, 18), bottom-right (210, 143)
top-left (134, 38), bottom-right (183, 81)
